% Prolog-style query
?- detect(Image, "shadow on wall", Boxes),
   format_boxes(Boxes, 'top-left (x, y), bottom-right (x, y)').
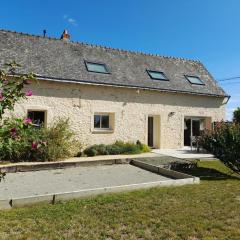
top-left (28, 81), bottom-right (225, 109)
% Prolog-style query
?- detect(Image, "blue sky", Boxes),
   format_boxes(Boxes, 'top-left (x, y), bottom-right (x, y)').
top-left (1, 0), bottom-right (240, 119)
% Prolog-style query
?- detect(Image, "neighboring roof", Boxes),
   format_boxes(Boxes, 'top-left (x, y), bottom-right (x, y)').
top-left (0, 29), bottom-right (227, 97)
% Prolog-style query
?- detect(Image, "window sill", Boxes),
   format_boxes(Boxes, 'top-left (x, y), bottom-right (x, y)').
top-left (92, 129), bottom-right (114, 134)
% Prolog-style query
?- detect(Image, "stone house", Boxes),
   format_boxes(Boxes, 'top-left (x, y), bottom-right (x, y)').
top-left (0, 29), bottom-right (229, 149)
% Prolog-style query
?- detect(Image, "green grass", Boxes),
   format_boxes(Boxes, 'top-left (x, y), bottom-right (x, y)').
top-left (0, 160), bottom-right (240, 240)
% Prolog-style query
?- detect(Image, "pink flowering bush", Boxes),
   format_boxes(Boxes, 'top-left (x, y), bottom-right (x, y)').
top-left (0, 61), bottom-right (36, 120)
top-left (0, 118), bottom-right (81, 162)
top-left (0, 61), bottom-right (81, 162)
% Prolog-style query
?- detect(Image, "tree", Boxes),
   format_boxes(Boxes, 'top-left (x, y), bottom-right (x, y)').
top-left (233, 107), bottom-right (240, 124)
top-left (0, 61), bottom-right (36, 120)
top-left (200, 122), bottom-right (240, 175)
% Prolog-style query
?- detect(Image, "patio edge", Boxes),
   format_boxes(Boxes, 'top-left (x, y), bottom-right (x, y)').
top-left (0, 177), bottom-right (199, 209)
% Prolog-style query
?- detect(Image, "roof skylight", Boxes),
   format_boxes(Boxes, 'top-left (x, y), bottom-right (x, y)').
top-left (147, 70), bottom-right (168, 81)
top-left (185, 75), bottom-right (204, 85)
top-left (85, 61), bottom-right (109, 74)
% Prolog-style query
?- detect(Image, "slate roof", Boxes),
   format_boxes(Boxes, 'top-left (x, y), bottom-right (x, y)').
top-left (0, 29), bottom-right (227, 97)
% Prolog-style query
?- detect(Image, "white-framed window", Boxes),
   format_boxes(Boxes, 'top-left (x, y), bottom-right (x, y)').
top-left (92, 112), bottom-right (115, 133)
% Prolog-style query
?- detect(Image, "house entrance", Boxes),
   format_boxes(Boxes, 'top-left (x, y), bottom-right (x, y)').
top-left (147, 115), bottom-right (160, 148)
top-left (148, 116), bottom-right (154, 147)
top-left (184, 117), bottom-right (204, 148)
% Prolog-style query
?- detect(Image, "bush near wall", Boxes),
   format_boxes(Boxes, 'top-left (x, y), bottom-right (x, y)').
top-left (84, 140), bottom-right (150, 157)
top-left (199, 122), bottom-right (240, 174)
top-left (0, 118), bottom-right (81, 162)
top-left (233, 107), bottom-right (240, 124)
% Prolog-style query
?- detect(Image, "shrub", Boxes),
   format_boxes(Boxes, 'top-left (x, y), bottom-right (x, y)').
top-left (199, 122), bottom-right (240, 174)
top-left (0, 118), bottom-right (42, 161)
top-left (84, 140), bottom-right (150, 157)
top-left (84, 147), bottom-right (98, 157)
top-left (34, 119), bottom-right (82, 161)
top-left (0, 118), bottom-right (81, 162)
top-left (233, 107), bottom-right (240, 124)
top-left (106, 144), bottom-right (123, 155)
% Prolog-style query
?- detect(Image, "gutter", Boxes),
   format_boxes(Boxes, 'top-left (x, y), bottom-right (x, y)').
top-left (36, 75), bottom-right (228, 99)
top-left (223, 95), bottom-right (231, 105)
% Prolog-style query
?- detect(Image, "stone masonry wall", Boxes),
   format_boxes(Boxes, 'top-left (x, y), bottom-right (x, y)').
top-left (9, 80), bottom-right (226, 149)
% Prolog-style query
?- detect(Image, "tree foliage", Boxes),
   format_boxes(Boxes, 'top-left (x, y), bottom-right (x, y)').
top-left (233, 107), bottom-right (240, 124)
top-left (0, 61), bottom-right (36, 120)
top-left (200, 122), bottom-right (240, 174)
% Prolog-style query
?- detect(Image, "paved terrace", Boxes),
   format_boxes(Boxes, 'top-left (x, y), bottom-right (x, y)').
top-left (0, 164), bottom-right (171, 200)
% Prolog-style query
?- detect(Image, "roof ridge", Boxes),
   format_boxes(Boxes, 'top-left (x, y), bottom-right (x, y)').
top-left (0, 28), bottom-right (200, 63)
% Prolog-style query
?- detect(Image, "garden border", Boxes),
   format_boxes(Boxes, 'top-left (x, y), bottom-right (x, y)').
top-left (0, 178), bottom-right (199, 209)
top-left (0, 158), bottom-right (130, 173)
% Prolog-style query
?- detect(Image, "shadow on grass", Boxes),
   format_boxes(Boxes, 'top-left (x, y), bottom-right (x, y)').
top-left (177, 166), bottom-right (239, 180)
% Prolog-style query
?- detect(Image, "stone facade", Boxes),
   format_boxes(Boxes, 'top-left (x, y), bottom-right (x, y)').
top-left (10, 80), bottom-right (226, 149)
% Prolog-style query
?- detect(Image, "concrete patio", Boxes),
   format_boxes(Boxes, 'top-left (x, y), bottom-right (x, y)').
top-left (0, 164), bottom-right (171, 200)
top-left (0, 159), bottom-right (199, 209)
top-left (152, 147), bottom-right (215, 159)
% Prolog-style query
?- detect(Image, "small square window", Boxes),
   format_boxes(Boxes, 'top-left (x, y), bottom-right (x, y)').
top-left (185, 75), bottom-right (205, 85)
top-left (147, 70), bottom-right (168, 81)
top-left (85, 61), bottom-right (109, 74)
top-left (94, 114), bottom-right (110, 129)
top-left (28, 111), bottom-right (45, 127)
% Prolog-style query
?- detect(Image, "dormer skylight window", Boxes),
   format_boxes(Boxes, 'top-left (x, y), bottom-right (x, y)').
top-left (85, 61), bottom-right (109, 74)
top-left (185, 75), bottom-right (205, 85)
top-left (147, 70), bottom-right (168, 81)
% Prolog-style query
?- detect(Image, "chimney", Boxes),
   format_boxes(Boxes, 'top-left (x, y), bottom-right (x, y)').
top-left (43, 30), bottom-right (46, 37)
top-left (60, 29), bottom-right (70, 41)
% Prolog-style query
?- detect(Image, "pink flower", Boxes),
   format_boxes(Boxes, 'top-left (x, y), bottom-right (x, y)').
top-left (25, 90), bottom-right (33, 96)
top-left (23, 118), bottom-right (32, 125)
top-left (31, 142), bottom-right (38, 150)
top-left (10, 128), bottom-right (17, 137)
top-left (0, 93), bottom-right (4, 101)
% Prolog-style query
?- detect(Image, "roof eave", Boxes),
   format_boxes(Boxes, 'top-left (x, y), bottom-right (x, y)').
top-left (36, 75), bottom-right (228, 98)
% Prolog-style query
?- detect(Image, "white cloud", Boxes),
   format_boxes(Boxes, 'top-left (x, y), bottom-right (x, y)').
top-left (226, 93), bottom-right (240, 120)
top-left (63, 14), bottom-right (78, 27)
top-left (226, 108), bottom-right (234, 121)
top-left (226, 107), bottom-right (239, 121)
top-left (68, 18), bottom-right (78, 26)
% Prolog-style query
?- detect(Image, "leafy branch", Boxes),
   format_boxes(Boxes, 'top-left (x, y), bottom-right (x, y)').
top-left (0, 61), bottom-right (36, 120)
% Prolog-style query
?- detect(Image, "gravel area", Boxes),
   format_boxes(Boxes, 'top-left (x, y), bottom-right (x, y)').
top-left (0, 164), bottom-right (171, 199)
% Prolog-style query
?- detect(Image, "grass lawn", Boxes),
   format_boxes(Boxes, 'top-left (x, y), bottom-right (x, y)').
top-left (0, 160), bottom-right (239, 240)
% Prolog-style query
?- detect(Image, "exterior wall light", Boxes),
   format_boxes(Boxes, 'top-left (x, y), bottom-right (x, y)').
top-left (168, 112), bottom-right (175, 117)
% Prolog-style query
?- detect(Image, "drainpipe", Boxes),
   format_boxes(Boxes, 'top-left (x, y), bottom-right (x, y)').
top-left (190, 118), bottom-right (193, 150)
